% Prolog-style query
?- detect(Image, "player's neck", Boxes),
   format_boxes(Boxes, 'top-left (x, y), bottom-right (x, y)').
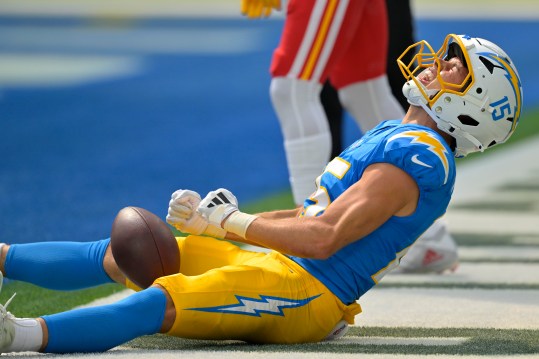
top-left (402, 105), bottom-right (454, 147)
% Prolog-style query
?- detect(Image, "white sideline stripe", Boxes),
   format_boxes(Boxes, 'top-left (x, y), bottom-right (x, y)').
top-left (413, 0), bottom-right (539, 20)
top-left (0, 26), bottom-right (262, 55)
top-left (458, 246), bottom-right (539, 261)
top-left (0, 0), bottom-right (538, 19)
top-left (385, 262), bottom-right (539, 285)
top-left (0, 54), bottom-right (141, 87)
top-left (323, 336), bottom-right (469, 346)
top-left (0, 0), bottom-right (254, 18)
top-left (358, 288), bottom-right (539, 329)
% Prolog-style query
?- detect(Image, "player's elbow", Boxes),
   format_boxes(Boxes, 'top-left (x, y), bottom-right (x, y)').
top-left (310, 241), bottom-right (338, 260)
top-left (306, 232), bottom-right (340, 260)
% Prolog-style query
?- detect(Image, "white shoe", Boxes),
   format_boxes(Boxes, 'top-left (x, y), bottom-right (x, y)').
top-left (395, 219), bottom-right (459, 274)
top-left (324, 320), bottom-right (349, 341)
top-left (0, 272), bottom-right (16, 353)
top-left (0, 272), bottom-right (43, 353)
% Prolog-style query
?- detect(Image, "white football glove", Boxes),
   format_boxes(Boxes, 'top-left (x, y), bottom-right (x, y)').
top-left (198, 188), bottom-right (257, 238)
top-left (166, 189), bottom-right (226, 238)
top-left (197, 188), bottom-right (239, 226)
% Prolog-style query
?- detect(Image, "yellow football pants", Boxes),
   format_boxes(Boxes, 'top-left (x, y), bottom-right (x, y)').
top-left (136, 236), bottom-right (361, 343)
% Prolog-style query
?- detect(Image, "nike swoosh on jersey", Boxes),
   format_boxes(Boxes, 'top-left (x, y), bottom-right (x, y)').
top-left (387, 130), bottom-right (450, 184)
top-left (411, 154), bottom-right (433, 168)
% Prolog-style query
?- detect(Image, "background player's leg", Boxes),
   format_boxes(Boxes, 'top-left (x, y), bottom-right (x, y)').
top-left (396, 218), bottom-right (459, 273)
top-left (338, 75), bottom-right (404, 132)
top-left (331, 0), bottom-right (403, 133)
top-left (269, 0), bottom-right (367, 204)
top-left (321, 80), bottom-right (344, 159)
top-left (270, 77), bottom-right (331, 204)
top-left (385, 0), bottom-right (416, 110)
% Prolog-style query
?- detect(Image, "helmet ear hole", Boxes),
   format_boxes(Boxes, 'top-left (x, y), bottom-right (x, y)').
top-left (457, 115), bottom-right (479, 127)
top-left (479, 56), bottom-right (497, 74)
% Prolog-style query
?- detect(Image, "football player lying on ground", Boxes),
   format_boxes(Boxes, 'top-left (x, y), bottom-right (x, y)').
top-left (0, 34), bottom-right (522, 353)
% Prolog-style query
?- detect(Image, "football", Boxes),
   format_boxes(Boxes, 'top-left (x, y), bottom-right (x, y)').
top-left (110, 206), bottom-right (180, 289)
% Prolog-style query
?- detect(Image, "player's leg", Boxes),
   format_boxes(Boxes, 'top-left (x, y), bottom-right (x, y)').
top-left (332, 0), bottom-right (404, 133)
top-left (269, 0), bottom-right (367, 204)
top-left (395, 218), bottom-right (459, 273)
top-left (0, 281), bottom-right (171, 353)
top-left (176, 235), bottom-right (266, 276)
top-left (269, 77), bottom-right (329, 204)
top-left (155, 251), bottom-right (360, 343)
top-left (321, 80), bottom-right (344, 159)
top-left (385, 0), bottom-right (415, 110)
top-left (0, 237), bottom-right (258, 353)
top-left (338, 76), bottom-right (404, 132)
top-left (120, 235), bottom-right (266, 293)
top-left (0, 239), bottom-right (116, 290)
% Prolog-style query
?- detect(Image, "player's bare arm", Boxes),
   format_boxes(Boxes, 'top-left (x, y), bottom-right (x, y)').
top-left (254, 207), bottom-right (302, 220)
top-left (205, 163), bottom-right (419, 259)
top-left (224, 207), bottom-right (301, 246)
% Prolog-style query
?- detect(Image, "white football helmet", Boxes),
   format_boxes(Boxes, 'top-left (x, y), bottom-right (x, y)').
top-left (398, 34), bottom-right (523, 157)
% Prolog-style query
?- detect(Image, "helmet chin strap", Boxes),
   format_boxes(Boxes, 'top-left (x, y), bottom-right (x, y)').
top-left (403, 80), bottom-right (484, 157)
top-left (402, 80), bottom-right (438, 108)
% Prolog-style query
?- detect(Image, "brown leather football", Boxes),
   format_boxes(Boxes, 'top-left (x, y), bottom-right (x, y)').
top-left (110, 206), bottom-right (180, 289)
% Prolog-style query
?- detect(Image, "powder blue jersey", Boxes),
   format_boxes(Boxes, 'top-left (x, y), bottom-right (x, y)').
top-left (289, 120), bottom-right (456, 305)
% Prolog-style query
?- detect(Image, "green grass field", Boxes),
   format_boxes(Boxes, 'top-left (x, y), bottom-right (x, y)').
top-left (1, 108), bottom-right (538, 356)
top-left (125, 327), bottom-right (539, 355)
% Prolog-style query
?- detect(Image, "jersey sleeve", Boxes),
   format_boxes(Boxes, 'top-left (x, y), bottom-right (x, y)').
top-left (383, 130), bottom-right (452, 189)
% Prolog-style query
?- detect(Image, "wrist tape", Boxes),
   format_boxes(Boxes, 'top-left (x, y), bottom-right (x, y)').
top-left (224, 211), bottom-right (258, 238)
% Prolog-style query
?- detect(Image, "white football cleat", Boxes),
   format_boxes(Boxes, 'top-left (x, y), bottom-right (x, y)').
top-left (0, 273), bottom-right (43, 354)
top-left (0, 272), bottom-right (16, 353)
top-left (324, 320), bottom-right (349, 341)
top-left (395, 219), bottom-right (459, 274)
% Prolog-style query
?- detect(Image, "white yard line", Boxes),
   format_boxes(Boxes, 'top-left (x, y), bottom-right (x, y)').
top-left (385, 263), bottom-right (539, 285)
top-left (450, 137), bottom-right (539, 206)
top-left (458, 246), bottom-right (539, 261)
top-left (444, 211), bottom-right (539, 235)
top-left (325, 336), bottom-right (469, 346)
top-left (358, 288), bottom-right (539, 329)
top-left (11, 351), bottom-right (539, 359)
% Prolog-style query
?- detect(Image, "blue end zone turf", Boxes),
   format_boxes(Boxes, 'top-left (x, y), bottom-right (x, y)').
top-left (0, 17), bottom-right (537, 244)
